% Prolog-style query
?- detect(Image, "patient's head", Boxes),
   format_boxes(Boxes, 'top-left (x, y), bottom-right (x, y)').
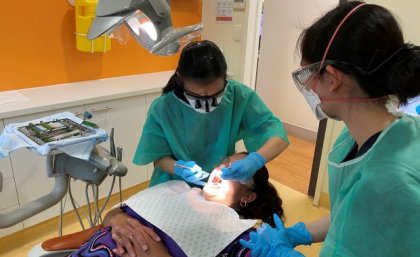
top-left (202, 154), bottom-right (284, 226)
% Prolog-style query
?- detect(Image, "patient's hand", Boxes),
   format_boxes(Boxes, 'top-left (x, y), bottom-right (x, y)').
top-left (103, 208), bottom-right (161, 256)
top-left (116, 225), bottom-right (172, 257)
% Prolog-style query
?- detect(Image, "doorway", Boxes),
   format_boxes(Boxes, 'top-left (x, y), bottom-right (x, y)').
top-left (246, 0), bottom-right (338, 197)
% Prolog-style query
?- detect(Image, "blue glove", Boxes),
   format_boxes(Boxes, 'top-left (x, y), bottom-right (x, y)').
top-left (285, 222), bottom-right (312, 248)
top-left (174, 160), bottom-right (209, 186)
top-left (240, 214), bottom-right (305, 257)
top-left (221, 152), bottom-right (266, 183)
top-left (242, 231), bottom-right (270, 257)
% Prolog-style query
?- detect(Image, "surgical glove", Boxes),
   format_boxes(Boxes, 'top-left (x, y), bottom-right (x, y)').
top-left (241, 232), bottom-right (270, 257)
top-left (285, 222), bottom-right (312, 248)
top-left (221, 152), bottom-right (266, 182)
top-left (240, 214), bottom-right (304, 257)
top-left (174, 160), bottom-right (208, 186)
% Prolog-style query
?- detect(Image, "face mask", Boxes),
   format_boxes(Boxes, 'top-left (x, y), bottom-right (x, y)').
top-left (302, 90), bottom-right (329, 120)
top-left (183, 87), bottom-right (226, 113)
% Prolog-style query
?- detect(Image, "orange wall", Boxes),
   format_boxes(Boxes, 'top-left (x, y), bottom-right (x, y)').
top-left (0, 1), bottom-right (202, 91)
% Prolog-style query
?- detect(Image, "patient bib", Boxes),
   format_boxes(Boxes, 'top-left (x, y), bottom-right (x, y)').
top-left (124, 181), bottom-right (257, 257)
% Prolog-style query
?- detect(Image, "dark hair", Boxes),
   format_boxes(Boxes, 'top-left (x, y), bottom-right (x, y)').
top-left (237, 166), bottom-right (284, 227)
top-left (162, 40), bottom-right (228, 94)
top-left (297, 1), bottom-right (420, 105)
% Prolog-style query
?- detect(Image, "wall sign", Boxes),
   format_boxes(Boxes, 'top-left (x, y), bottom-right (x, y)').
top-left (216, 0), bottom-right (233, 23)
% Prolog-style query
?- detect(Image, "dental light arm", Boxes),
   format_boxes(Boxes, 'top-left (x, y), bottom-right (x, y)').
top-left (87, 0), bottom-right (202, 55)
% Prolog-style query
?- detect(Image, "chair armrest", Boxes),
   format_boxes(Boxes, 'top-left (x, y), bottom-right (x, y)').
top-left (41, 225), bottom-right (102, 251)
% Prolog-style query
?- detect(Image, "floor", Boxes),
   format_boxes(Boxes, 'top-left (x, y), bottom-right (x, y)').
top-left (267, 135), bottom-right (316, 194)
top-left (0, 136), bottom-right (328, 257)
top-left (271, 180), bottom-right (329, 256)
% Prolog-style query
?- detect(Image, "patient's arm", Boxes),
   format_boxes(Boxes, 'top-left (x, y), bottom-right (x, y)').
top-left (103, 207), bottom-right (161, 256)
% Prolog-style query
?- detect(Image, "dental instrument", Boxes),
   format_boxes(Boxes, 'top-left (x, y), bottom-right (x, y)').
top-left (174, 163), bottom-right (209, 179)
top-left (174, 163), bottom-right (209, 186)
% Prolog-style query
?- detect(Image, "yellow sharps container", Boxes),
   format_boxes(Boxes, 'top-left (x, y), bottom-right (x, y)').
top-left (75, 0), bottom-right (111, 53)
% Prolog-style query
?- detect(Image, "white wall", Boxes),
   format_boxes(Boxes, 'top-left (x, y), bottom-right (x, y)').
top-left (367, 0), bottom-right (420, 44)
top-left (201, 0), bottom-right (250, 84)
top-left (256, 0), bottom-right (338, 140)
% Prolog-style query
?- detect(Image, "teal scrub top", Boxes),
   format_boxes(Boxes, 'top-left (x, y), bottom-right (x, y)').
top-left (320, 115), bottom-right (420, 257)
top-left (133, 80), bottom-right (289, 186)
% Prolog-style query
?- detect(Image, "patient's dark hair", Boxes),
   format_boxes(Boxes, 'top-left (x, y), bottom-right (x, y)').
top-left (237, 166), bottom-right (284, 227)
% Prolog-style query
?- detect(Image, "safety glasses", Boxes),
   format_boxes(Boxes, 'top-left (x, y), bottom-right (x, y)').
top-left (292, 61), bottom-right (331, 92)
top-left (183, 80), bottom-right (227, 98)
top-left (292, 60), bottom-right (352, 92)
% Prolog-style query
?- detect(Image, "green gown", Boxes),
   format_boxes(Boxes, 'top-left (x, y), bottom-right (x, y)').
top-left (320, 115), bottom-right (420, 256)
top-left (133, 80), bottom-right (288, 186)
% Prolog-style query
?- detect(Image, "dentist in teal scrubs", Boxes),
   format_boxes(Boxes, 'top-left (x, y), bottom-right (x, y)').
top-left (133, 40), bottom-right (289, 187)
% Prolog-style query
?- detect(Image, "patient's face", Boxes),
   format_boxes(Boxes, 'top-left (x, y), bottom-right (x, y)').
top-left (202, 167), bottom-right (248, 208)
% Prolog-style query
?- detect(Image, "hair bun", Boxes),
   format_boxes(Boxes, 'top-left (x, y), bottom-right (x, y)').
top-left (385, 43), bottom-right (420, 104)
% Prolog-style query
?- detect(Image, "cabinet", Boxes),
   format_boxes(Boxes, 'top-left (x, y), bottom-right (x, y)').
top-left (0, 122), bottom-right (23, 237)
top-left (0, 122), bottom-right (14, 180)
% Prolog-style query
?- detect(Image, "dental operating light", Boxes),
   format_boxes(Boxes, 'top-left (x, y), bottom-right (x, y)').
top-left (87, 0), bottom-right (203, 55)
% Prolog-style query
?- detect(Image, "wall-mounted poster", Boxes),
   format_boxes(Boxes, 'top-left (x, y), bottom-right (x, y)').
top-left (216, 0), bottom-right (233, 23)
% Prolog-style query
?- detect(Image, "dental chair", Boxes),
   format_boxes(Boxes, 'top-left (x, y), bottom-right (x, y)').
top-left (0, 112), bottom-right (127, 257)
top-left (28, 225), bottom-right (103, 257)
